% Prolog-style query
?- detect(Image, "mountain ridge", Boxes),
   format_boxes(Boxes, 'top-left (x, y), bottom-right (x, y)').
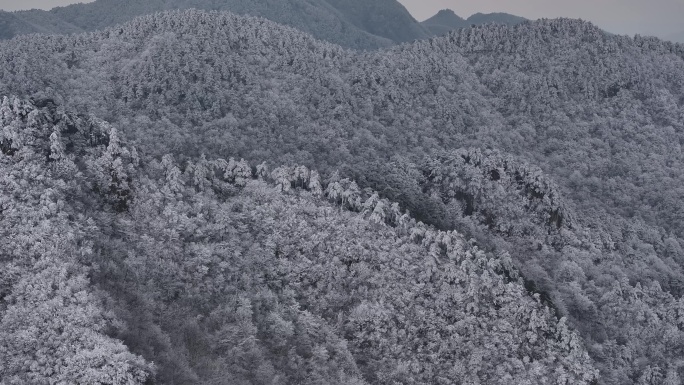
top-left (467, 12), bottom-right (528, 26)
top-left (0, 0), bottom-right (431, 49)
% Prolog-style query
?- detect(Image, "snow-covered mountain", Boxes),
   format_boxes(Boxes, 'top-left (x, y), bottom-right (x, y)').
top-left (1, 9), bottom-right (684, 385)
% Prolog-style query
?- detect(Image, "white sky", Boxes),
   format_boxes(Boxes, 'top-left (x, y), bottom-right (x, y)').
top-left (0, 0), bottom-right (681, 38)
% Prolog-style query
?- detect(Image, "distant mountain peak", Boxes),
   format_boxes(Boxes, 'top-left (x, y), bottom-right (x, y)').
top-left (423, 8), bottom-right (465, 24)
top-left (466, 12), bottom-right (528, 26)
top-left (436, 9), bottom-right (457, 16)
top-left (422, 9), bottom-right (527, 36)
top-left (421, 8), bottom-right (468, 35)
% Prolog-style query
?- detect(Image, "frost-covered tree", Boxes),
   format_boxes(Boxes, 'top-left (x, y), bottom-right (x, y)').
top-left (0, 257), bottom-right (152, 385)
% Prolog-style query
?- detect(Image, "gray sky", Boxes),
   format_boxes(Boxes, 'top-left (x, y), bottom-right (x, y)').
top-left (0, 0), bottom-right (681, 38)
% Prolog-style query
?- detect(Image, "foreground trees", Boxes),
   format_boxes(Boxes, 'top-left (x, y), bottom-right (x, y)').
top-left (0, 97), bottom-right (599, 384)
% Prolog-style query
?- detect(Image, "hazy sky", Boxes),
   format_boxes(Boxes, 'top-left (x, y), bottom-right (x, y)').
top-left (0, 0), bottom-right (681, 38)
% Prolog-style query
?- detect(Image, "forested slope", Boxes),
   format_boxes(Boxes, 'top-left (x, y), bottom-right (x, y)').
top-left (0, 10), bottom-right (684, 384)
top-left (0, 97), bottom-right (598, 384)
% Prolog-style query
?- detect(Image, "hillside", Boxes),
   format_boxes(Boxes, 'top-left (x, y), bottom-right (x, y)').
top-left (1, 10), bottom-right (684, 385)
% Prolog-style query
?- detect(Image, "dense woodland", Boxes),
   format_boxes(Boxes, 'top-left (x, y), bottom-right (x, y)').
top-left (1, 8), bottom-right (684, 385)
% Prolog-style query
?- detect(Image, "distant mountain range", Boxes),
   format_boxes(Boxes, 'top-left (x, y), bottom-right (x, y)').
top-left (0, 1), bottom-right (528, 48)
top-left (422, 9), bottom-right (527, 36)
top-left (0, 0), bottom-right (431, 49)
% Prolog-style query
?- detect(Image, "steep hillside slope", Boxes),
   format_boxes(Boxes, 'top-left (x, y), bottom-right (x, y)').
top-left (1, 11), bottom-right (684, 384)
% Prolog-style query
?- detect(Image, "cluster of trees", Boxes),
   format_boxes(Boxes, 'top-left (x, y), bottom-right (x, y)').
top-left (0, 97), bottom-right (153, 384)
top-left (0, 10), bottom-right (684, 383)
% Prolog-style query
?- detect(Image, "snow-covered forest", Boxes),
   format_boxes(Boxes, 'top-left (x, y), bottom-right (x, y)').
top-left (1, 7), bottom-right (684, 385)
